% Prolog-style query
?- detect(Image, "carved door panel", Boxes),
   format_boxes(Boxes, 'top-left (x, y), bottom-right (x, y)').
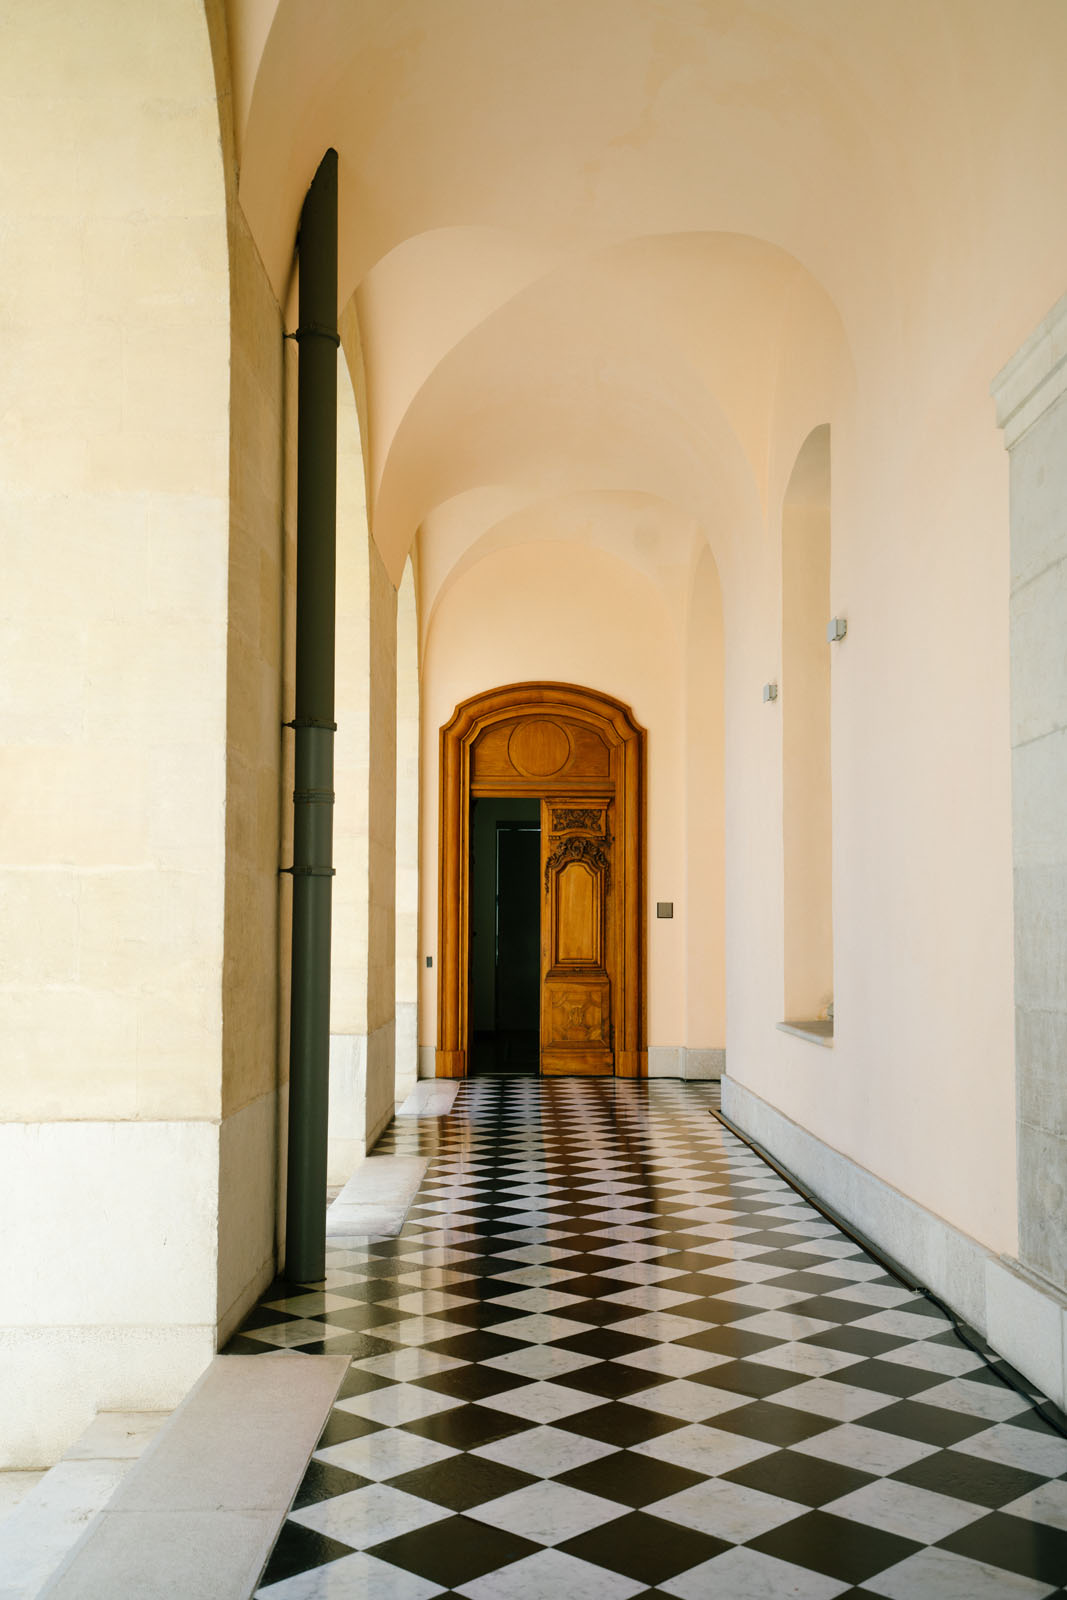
top-left (540, 802), bottom-right (614, 1075)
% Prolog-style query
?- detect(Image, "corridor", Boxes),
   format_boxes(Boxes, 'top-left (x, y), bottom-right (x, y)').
top-left (231, 1081), bottom-right (1067, 1597)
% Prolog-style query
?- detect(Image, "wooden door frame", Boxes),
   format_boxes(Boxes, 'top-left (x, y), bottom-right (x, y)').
top-left (436, 682), bottom-right (646, 1078)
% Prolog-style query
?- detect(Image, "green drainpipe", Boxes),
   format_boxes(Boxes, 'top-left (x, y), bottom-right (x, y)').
top-left (284, 149), bottom-right (339, 1284)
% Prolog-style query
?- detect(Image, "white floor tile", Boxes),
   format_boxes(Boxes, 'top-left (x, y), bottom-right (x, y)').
top-left (772, 1376), bottom-right (896, 1421)
top-left (479, 1381), bottom-right (606, 1423)
top-left (1002, 1478), bottom-right (1067, 1530)
top-left (313, 1428), bottom-right (458, 1480)
top-left (823, 1477), bottom-right (986, 1542)
top-left (660, 1544), bottom-right (851, 1599)
top-left (747, 1341), bottom-right (865, 1378)
top-left (624, 1378), bottom-right (749, 1421)
top-left (456, 1547), bottom-right (645, 1600)
top-left (791, 1422), bottom-right (940, 1476)
top-left (606, 1312), bottom-right (707, 1342)
top-left (951, 1421), bottom-right (1067, 1478)
top-left (473, 1424), bottom-right (618, 1478)
top-left (916, 1377), bottom-right (1033, 1420)
top-left (861, 1545), bottom-right (1055, 1599)
top-left (482, 1345), bottom-right (599, 1381)
top-left (632, 1423), bottom-right (776, 1476)
top-left (647, 1476), bottom-right (806, 1542)
top-left (612, 1344), bottom-right (729, 1377)
top-left (876, 1341), bottom-right (985, 1378)
top-left (498, 1314), bottom-right (592, 1344)
top-left (730, 1311), bottom-right (835, 1341)
top-left (851, 1309), bottom-right (951, 1340)
top-left (335, 1385), bottom-right (463, 1426)
top-left (290, 1483), bottom-right (451, 1548)
top-left (468, 1480), bottom-right (623, 1544)
top-left (352, 1348), bottom-right (466, 1382)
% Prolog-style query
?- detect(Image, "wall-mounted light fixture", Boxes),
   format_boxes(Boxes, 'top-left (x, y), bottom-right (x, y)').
top-left (762, 682), bottom-right (778, 702)
top-left (827, 617), bottom-right (847, 642)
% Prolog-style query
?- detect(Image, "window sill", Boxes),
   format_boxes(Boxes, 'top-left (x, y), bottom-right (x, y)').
top-left (777, 1019), bottom-right (834, 1047)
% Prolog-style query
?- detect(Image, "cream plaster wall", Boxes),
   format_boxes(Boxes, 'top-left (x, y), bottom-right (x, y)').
top-left (217, 183), bottom-right (286, 1336)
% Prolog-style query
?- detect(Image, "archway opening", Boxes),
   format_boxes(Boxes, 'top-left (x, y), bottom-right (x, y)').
top-left (437, 682), bottom-right (646, 1077)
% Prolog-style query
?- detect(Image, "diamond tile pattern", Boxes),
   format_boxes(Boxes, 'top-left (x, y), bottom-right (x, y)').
top-left (231, 1078), bottom-right (1067, 1596)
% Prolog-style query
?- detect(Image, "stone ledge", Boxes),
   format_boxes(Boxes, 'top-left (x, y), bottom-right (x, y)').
top-left (777, 1019), bottom-right (834, 1046)
top-left (38, 1355), bottom-right (348, 1600)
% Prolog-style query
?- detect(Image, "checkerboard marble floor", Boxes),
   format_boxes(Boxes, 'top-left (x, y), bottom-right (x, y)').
top-left (229, 1078), bottom-right (1067, 1597)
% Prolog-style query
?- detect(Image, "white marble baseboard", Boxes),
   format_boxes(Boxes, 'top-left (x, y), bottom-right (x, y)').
top-left (647, 1047), bottom-right (724, 1079)
top-left (723, 1075), bottom-right (1067, 1412)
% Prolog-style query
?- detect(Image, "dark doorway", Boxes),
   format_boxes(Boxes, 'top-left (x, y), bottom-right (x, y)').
top-left (469, 798), bottom-right (540, 1074)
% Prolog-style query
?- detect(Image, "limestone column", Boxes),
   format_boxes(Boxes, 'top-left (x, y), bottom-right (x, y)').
top-left (992, 295), bottom-right (1067, 1293)
top-left (329, 359), bottom-right (397, 1180)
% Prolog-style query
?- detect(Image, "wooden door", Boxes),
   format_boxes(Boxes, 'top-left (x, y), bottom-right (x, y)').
top-left (437, 683), bottom-right (646, 1079)
top-left (540, 801), bottom-right (614, 1074)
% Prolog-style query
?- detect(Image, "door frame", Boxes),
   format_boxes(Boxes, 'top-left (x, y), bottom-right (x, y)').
top-left (436, 682), bottom-right (646, 1078)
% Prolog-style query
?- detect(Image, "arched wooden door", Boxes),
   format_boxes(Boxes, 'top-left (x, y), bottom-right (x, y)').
top-left (437, 683), bottom-right (646, 1077)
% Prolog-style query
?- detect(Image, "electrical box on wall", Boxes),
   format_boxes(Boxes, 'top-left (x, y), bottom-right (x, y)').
top-left (656, 902), bottom-right (674, 919)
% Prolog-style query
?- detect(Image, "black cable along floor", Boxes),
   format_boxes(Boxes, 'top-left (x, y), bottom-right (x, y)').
top-left (229, 1077), bottom-right (1067, 1598)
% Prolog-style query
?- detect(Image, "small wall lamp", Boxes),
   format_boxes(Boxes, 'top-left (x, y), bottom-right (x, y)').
top-left (827, 617), bottom-right (847, 643)
top-left (762, 682), bottom-right (778, 702)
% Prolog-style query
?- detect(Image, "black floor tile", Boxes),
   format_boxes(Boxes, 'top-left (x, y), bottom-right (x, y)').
top-left (751, 1509), bottom-right (922, 1584)
top-left (402, 1401), bottom-right (536, 1451)
top-left (675, 1324), bottom-right (781, 1358)
top-left (800, 1325), bottom-right (910, 1358)
top-left (712, 1397), bottom-right (836, 1445)
top-left (413, 1363), bottom-right (531, 1403)
top-left (693, 1358), bottom-right (807, 1399)
top-left (387, 1452), bottom-right (537, 1511)
top-left (258, 1520), bottom-right (354, 1587)
top-left (335, 1366), bottom-right (394, 1401)
top-left (862, 1397), bottom-right (994, 1446)
top-left (560, 1511), bottom-right (729, 1584)
top-left (556, 1447), bottom-right (706, 1506)
top-left (938, 1511), bottom-right (1067, 1585)
top-left (724, 1448), bottom-right (876, 1506)
top-left (368, 1513), bottom-right (538, 1586)
top-left (891, 1448), bottom-right (1046, 1507)
top-left (555, 1327), bottom-right (657, 1361)
top-left (315, 1410), bottom-right (382, 1449)
top-left (291, 1459), bottom-right (371, 1509)
top-left (557, 1401), bottom-right (689, 1447)
top-left (828, 1358), bottom-right (947, 1400)
top-left (425, 1329), bottom-right (529, 1362)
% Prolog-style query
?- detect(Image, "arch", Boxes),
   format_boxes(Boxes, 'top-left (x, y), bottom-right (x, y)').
top-left (781, 424), bottom-right (834, 1028)
top-left (437, 683), bottom-right (645, 1078)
